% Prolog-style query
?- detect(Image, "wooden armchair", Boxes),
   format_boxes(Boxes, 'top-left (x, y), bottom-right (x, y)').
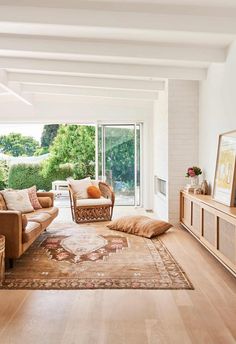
top-left (68, 181), bottom-right (115, 223)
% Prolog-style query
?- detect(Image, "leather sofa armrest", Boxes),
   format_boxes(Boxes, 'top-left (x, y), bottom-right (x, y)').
top-left (37, 192), bottom-right (54, 206)
top-left (0, 210), bottom-right (23, 258)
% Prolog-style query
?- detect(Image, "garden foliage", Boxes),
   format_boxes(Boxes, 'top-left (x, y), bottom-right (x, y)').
top-left (42, 124), bottom-right (96, 180)
top-left (8, 163), bottom-right (73, 191)
top-left (0, 133), bottom-right (39, 157)
top-left (0, 160), bottom-right (8, 190)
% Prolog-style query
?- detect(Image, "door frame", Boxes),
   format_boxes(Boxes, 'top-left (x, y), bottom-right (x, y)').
top-left (95, 122), bottom-right (143, 207)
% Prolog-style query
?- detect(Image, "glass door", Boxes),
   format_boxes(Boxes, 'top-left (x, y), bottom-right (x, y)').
top-left (97, 123), bottom-right (142, 206)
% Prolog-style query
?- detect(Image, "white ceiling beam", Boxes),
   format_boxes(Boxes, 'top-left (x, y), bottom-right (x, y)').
top-left (0, 35), bottom-right (225, 64)
top-left (0, 5), bottom-right (236, 36)
top-left (0, 85), bottom-right (8, 95)
top-left (0, 57), bottom-right (206, 81)
top-left (8, 73), bottom-right (165, 91)
top-left (0, 70), bottom-right (32, 105)
top-left (2, 2), bottom-right (236, 14)
top-left (22, 84), bottom-right (158, 100)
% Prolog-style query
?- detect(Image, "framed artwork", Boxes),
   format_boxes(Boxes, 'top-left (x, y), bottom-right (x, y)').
top-left (213, 130), bottom-right (236, 206)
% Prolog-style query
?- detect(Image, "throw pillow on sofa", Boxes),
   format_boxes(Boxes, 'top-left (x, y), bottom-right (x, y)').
top-left (27, 185), bottom-right (42, 210)
top-left (37, 196), bottom-right (53, 208)
top-left (2, 189), bottom-right (34, 213)
top-left (0, 193), bottom-right (7, 210)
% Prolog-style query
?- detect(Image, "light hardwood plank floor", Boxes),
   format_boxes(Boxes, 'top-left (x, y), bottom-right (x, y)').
top-left (0, 206), bottom-right (235, 344)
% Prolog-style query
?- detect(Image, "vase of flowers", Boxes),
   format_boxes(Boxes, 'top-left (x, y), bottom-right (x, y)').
top-left (186, 166), bottom-right (202, 186)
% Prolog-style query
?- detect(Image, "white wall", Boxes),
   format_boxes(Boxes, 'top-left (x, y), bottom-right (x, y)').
top-left (168, 80), bottom-right (199, 223)
top-left (153, 87), bottom-right (169, 220)
top-left (153, 80), bottom-right (199, 224)
top-left (199, 40), bottom-right (236, 189)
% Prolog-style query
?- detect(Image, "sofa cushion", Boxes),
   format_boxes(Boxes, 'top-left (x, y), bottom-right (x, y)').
top-left (107, 216), bottom-right (172, 238)
top-left (22, 221), bottom-right (42, 243)
top-left (27, 213), bottom-right (50, 229)
top-left (27, 212), bottom-right (51, 223)
top-left (37, 196), bottom-right (53, 208)
top-left (35, 207), bottom-right (59, 218)
top-left (69, 177), bottom-right (93, 199)
top-left (76, 197), bottom-right (112, 206)
top-left (27, 186), bottom-right (42, 210)
top-left (0, 193), bottom-right (7, 210)
top-left (1, 190), bottom-right (34, 213)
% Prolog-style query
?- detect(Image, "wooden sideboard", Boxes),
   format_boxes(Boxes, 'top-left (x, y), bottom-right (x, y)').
top-left (180, 191), bottom-right (236, 276)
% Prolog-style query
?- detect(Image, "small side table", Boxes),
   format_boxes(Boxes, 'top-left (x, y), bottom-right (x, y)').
top-left (0, 235), bottom-right (5, 282)
top-left (52, 180), bottom-right (69, 198)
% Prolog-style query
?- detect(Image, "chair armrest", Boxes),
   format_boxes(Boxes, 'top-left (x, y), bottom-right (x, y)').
top-left (0, 210), bottom-right (23, 258)
top-left (68, 185), bottom-right (77, 204)
top-left (99, 182), bottom-right (115, 205)
top-left (37, 192), bottom-right (54, 206)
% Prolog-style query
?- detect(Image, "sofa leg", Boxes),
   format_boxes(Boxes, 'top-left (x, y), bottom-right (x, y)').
top-left (9, 258), bottom-right (14, 269)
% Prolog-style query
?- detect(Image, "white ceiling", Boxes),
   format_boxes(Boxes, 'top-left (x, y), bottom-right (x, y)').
top-left (0, 0), bottom-right (235, 105)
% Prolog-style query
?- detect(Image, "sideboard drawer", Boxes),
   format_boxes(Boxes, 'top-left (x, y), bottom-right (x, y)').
top-left (192, 203), bottom-right (201, 238)
top-left (202, 209), bottom-right (216, 247)
top-left (218, 218), bottom-right (236, 265)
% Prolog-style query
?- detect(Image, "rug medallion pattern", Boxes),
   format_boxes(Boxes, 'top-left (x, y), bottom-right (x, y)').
top-left (41, 234), bottom-right (129, 263)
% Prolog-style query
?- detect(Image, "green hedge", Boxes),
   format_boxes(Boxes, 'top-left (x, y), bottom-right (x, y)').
top-left (8, 163), bottom-right (73, 191)
top-left (0, 161), bottom-right (8, 190)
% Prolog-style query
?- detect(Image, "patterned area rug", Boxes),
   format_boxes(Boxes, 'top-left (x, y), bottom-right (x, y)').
top-left (0, 223), bottom-right (193, 290)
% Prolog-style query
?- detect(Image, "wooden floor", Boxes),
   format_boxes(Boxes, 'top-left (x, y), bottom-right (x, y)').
top-left (0, 206), bottom-right (236, 344)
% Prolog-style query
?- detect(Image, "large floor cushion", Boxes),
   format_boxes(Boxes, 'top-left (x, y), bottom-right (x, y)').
top-left (107, 216), bottom-right (172, 238)
top-left (76, 197), bottom-right (112, 207)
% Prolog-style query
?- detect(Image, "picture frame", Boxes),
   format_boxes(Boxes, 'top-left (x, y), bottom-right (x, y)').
top-left (213, 130), bottom-right (236, 207)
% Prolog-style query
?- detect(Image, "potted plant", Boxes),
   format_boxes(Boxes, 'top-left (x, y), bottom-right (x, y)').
top-left (186, 166), bottom-right (202, 186)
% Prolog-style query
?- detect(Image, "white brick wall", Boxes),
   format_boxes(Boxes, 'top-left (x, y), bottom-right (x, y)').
top-left (153, 80), bottom-right (199, 224)
top-left (153, 86), bottom-right (169, 221)
top-left (168, 80), bottom-right (199, 223)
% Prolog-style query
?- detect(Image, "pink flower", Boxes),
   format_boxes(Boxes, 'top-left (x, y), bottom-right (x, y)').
top-left (189, 170), bottom-right (196, 177)
top-left (186, 166), bottom-right (202, 178)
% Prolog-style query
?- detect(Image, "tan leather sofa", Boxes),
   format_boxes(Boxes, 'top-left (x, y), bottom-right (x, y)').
top-left (0, 192), bottom-right (58, 262)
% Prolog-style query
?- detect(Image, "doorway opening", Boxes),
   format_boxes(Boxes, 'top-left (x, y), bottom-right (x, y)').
top-left (97, 123), bottom-right (142, 206)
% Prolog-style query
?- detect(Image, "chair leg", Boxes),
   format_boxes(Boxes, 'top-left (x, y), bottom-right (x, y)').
top-left (110, 206), bottom-right (114, 220)
top-left (9, 258), bottom-right (14, 269)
